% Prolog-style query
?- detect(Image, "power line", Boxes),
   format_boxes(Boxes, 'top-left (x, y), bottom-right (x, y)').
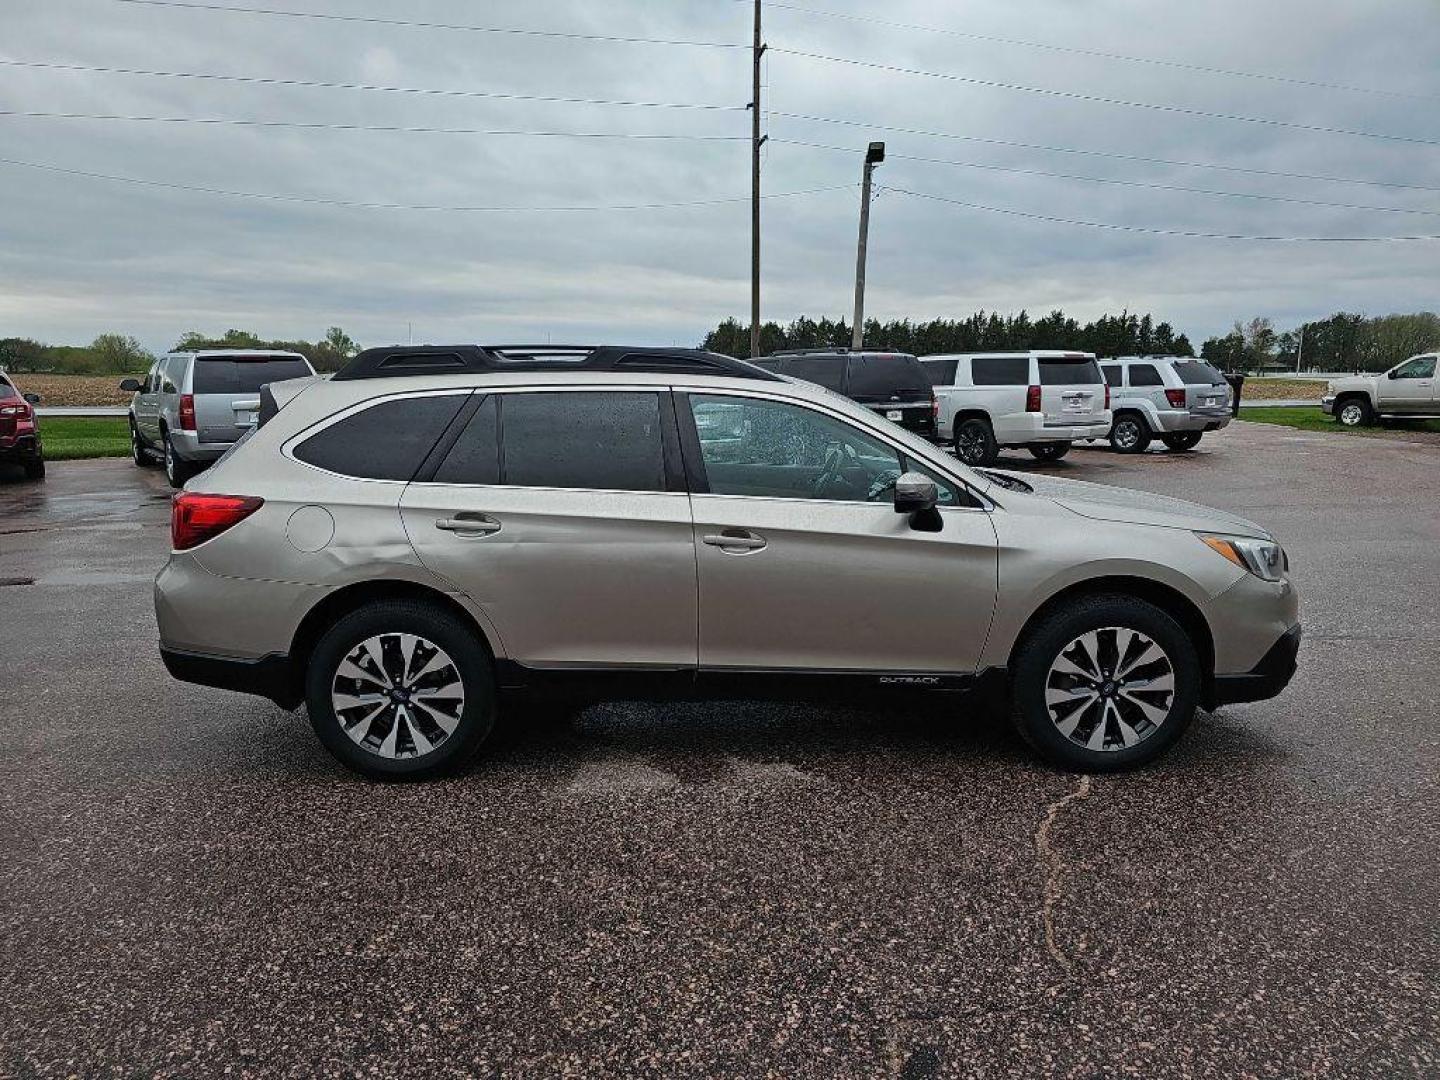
top-left (110, 0), bottom-right (746, 48)
top-left (0, 59), bottom-right (745, 112)
top-left (773, 49), bottom-right (1440, 147)
top-left (0, 110), bottom-right (747, 140)
top-left (731, 0), bottom-right (1433, 101)
top-left (879, 185), bottom-right (1440, 241)
top-left (0, 155), bottom-right (854, 211)
top-left (774, 140), bottom-right (1440, 217)
top-left (769, 127), bottom-right (1440, 195)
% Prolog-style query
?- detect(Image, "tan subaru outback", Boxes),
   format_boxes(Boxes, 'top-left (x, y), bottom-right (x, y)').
top-left (155, 345), bottom-right (1299, 779)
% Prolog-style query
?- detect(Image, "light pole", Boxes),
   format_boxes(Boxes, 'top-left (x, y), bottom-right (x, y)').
top-left (851, 141), bottom-right (885, 351)
top-left (750, 0), bottom-right (765, 360)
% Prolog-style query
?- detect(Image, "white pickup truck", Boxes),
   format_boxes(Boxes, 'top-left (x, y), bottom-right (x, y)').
top-left (1322, 353), bottom-right (1438, 426)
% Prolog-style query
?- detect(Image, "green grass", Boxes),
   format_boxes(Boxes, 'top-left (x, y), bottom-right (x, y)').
top-left (1242, 406), bottom-right (1440, 436)
top-left (38, 416), bottom-right (132, 460)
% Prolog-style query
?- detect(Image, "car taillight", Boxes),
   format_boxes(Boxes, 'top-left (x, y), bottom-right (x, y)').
top-left (171, 493), bottom-right (263, 550)
top-left (1165, 388), bottom-right (1187, 408)
top-left (1025, 385), bottom-right (1042, 412)
top-left (178, 393), bottom-right (196, 431)
top-left (0, 403), bottom-right (24, 418)
top-left (1104, 384), bottom-right (1111, 410)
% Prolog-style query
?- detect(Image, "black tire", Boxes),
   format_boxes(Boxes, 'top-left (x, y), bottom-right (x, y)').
top-left (953, 417), bottom-right (999, 466)
top-left (1161, 432), bottom-right (1202, 452)
top-left (1109, 413), bottom-right (1152, 454)
top-left (306, 600), bottom-right (496, 780)
top-left (163, 431), bottom-right (195, 488)
top-left (1010, 593), bottom-right (1201, 772)
top-left (131, 421), bottom-right (152, 467)
top-left (1028, 442), bottom-right (1072, 462)
top-left (1335, 397), bottom-right (1372, 427)
top-left (22, 455), bottom-right (45, 480)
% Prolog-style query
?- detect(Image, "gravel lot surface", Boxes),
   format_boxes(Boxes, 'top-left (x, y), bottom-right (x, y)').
top-left (0, 422), bottom-right (1435, 1078)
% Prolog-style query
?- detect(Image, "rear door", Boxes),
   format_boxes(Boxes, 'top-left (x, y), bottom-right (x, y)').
top-left (1171, 361), bottom-right (1231, 417)
top-left (1126, 362), bottom-right (1168, 414)
top-left (1037, 354), bottom-right (1106, 425)
top-left (401, 388), bottom-right (698, 669)
top-left (192, 355), bottom-right (312, 445)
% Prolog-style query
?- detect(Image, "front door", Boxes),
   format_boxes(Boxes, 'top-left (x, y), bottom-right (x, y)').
top-left (1378, 355), bottom-right (1436, 413)
top-left (681, 391), bottom-right (999, 676)
top-left (133, 359), bottom-right (164, 443)
top-left (401, 388), bottom-right (697, 670)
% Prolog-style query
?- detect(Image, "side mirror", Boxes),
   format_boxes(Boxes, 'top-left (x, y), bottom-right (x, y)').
top-left (22, 393), bottom-right (40, 405)
top-left (893, 471), bottom-right (938, 514)
top-left (120, 378), bottom-right (142, 392)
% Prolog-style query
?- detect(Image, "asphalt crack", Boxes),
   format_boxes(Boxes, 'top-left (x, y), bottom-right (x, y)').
top-left (1035, 774), bottom-right (1094, 973)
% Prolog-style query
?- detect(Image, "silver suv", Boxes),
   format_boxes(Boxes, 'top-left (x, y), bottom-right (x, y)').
top-left (154, 344), bottom-right (1300, 779)
top-left (1098, 356), bottom-right (1232, 453)
top-left (123, 349), bottom-right (315, 487)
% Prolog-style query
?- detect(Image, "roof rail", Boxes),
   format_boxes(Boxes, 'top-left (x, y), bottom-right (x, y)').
top-left (765, 347), bottom-right (852, 357)
top-left (330, 344), bottom-right (783, 383)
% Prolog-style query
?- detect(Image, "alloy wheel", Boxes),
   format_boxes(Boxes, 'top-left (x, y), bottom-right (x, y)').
top-left (1043, 626), bottom-right (1175, 751)
top-left (1113, 420), bottom-right (1142, 450)
top-left (330, 632), bottom-right (465, 759)
top-left (955, 428), bottom-right (986, 464)
top-left (1339, 402), bottom-right (1364, 426)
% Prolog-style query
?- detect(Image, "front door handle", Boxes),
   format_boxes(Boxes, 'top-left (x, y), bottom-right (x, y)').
top-left (702, 529), bottom-right (766, 552)
top-left (435, 513), bottom-right (501, 536)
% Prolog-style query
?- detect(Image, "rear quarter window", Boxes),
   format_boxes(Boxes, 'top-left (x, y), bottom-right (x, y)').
top-left (1038, 358), bottom-right (1102, 385)
top-left (194, 356), bottom-right (312, 395)
top-left (1171, 362), bottom-right (1227, 385)
top-left (970, 357), bottom-right (1030, 385)
top-left (294, 394), bottom-right (468, 481)
top-left (780, 356), bottom-right (847, 392)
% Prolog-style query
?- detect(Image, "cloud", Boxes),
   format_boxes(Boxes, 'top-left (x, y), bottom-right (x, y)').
top-left (1, 0), bottom-right (1437, 352)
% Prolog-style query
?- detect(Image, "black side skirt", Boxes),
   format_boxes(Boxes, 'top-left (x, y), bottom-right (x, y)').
top-left (161, 647), bottom-right (302, 710)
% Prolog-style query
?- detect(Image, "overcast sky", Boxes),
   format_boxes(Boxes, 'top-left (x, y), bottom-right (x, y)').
top-left (2, 0), bottom-right (1438, 353)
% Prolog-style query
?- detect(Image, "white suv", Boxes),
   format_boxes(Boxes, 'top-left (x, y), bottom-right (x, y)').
top-left (920, 351), bottom-right (1111, 466)
top-left (1098, 357), bottom-right (1232, 453)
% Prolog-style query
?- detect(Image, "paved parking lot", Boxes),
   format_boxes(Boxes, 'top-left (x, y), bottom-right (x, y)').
top-left (1, 422), bottom-right (1436, 1078)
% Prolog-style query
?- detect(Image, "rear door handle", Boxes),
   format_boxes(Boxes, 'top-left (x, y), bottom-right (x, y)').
top-left (435, 513), bottom-right (501, 536)
top-left (702, 530), bottom-right (766, 552)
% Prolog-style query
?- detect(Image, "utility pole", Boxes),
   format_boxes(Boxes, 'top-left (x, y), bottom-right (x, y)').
top-left (750, 0), bottom-right (765, 359)
top-left (1295, 323), bottom-right (1304, 373)
top-left (851, 141), bottom-right (885, 351)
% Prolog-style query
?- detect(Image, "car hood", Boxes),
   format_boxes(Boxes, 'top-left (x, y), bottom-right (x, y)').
top-left (1326, 374), bottom-right (1375, 393)
top-left (983, 470), bottom-right (1273, 539)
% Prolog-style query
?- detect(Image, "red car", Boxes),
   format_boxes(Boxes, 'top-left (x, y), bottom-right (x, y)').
top-left (0, 372), bottom-right (44, 479)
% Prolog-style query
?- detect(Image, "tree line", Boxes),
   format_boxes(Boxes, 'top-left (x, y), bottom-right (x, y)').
top-left (0, 327), bottom-right (361, 375)
top-left (703, 311), bottom-right (1194, 360)
top-left (1200, 312), bottom-right (1440, 373)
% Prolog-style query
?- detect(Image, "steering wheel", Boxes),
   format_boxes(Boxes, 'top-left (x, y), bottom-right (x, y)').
top-left (811, 442), bottom-right (848, 496)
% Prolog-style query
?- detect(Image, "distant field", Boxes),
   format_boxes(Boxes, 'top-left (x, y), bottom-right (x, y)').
top-left (38, 416), bottom-right (131, 460)
top-left (1241, 406), bottom-right (1440, 443)
top-left (1240, 378), bottom-right (1324, 401)
top-left (10, 373), bottom-right (141, 407)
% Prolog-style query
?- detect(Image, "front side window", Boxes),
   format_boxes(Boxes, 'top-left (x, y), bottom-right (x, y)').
top-left (689, 394), bottom-right (905, 503)
top-left (295, 394), bottom-right (468, 481)
top-left (1392, 356), bottom-right (1436, 379)
top-left (499, 391), bottom-right (666, 492)
top-left (1129, 364), bottom-right (1163, 387)
top-left (970, 357), bottom-right (1029, 386)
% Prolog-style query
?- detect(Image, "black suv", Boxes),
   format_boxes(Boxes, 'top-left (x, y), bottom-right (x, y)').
top-left (753, 349), bottom-right (937, 439)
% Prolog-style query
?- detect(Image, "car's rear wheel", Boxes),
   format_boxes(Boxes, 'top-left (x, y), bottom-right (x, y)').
top-left (1109, 413), bottom-right (1152, 453)
top-left (163, 432), bottom-right (195, 488)
top-left (1161, 432), bottom-right (1202, 451)
top-left (954, 417), bottom-right (999, 466)
top-left (306, 600), bottom-right (496, 780)
top-left (1336, 398), bottom-right (1372, 427)
top-left (1010, 594), bottom-right (1201, 772)
top-left (131, 422), bottom-right (152, 467)
top-left (1027, 442), bottom-right (1071, 462)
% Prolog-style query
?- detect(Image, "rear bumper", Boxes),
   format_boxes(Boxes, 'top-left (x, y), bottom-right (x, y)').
top-left (1004, 416), bottom-right (1112, 445)
top-left (1208, 624), bottom-right (1301, 707)
top-left (1153, 409), bottom-right (1231, 433)
top-left (160, 646), bottom-right (302, 709)
top-left (168, 429), bottom-right (233, 463)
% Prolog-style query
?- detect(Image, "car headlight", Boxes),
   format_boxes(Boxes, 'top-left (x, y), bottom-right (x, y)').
top-left (1198, 533), bottom-right (1287, 581)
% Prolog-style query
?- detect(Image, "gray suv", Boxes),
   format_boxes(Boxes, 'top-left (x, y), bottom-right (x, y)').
top-left (155, 344), bottom-right (1300, 779)
top-left (123, 349), bottom-right (314, 486)
top-left (1098, 356), bottom-right (1232, 453)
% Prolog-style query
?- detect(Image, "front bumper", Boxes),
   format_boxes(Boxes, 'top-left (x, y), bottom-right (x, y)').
top-left (1209, 624), bottom-right (1301, 707)
top-left (0, 433), bottom-right (42, 460)
top-left (1321, 395), bottom-right (1336, 415)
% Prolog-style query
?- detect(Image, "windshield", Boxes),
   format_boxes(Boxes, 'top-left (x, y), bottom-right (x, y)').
top-left (1172, 361), bottom-right (1227, 386)
top-left (845, 355), bottom-right (930, 400)
top-left (193, 356), bottom-right (311, 395)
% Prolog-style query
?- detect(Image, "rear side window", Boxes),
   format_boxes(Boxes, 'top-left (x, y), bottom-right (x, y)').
top-left (1129, 364), bottom-right (1164, 387)
top-left (499, 391), bottom-right (666, 492)
top-left (1172, 362), bottom-right (1227, 386)
top-left (295, 394), bottom-right (467, 481)
top-left (194, 356), bottom-right (311, 395)
top-left (970, 357), bottom-right (1029, 385)
top-left (1101, 365), bottom-right (1122, 387)
top-left (781, 356), bottom-right (846, 392)
top-left (1038, 357), bottom-right (1102, 385)
top-left (0, 376), bottom-right (16, 399)
top-left (920, 358), bottom-right (957, 386)
top-left (845, 355), bottom-right (929, 400)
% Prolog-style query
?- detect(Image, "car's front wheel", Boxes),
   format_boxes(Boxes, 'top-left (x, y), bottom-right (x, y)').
top-left (1010, 594), bottom-right (1201, 772)
top-left (1027, 442), bottom-right (1071, 462)
top-left (1161, 432), bottom-right (1202, 451)
top-left (306, 600), bottom-right (496, 780)
top-left (1336, 398), bottom-right (1373, 427)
